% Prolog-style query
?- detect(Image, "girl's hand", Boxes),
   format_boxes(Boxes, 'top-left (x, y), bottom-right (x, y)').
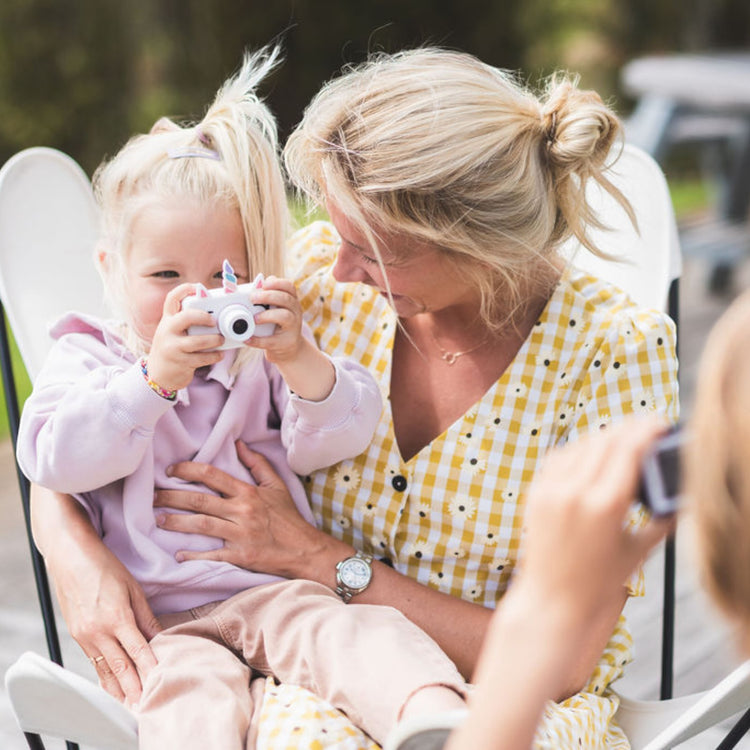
top-left (250, 276), bottom-right (336, 401)
top-left (248, 276), bottom-right (305, 364)
top-left (153, 441), bottom-right (328, 577)
top-left (146, 283), bottom-right (223, 392)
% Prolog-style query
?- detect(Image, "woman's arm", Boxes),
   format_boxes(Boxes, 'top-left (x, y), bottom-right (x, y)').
top-left (31, 484), bottom-right (161, 705)
top-left (156, 440), bottom-right (623, 684)
top-left (155, 441), bottom-right (489, 678)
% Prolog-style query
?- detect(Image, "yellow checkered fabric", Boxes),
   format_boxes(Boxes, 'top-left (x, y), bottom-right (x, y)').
top-left (258, 678), bottom-right (379, 750)
top-left (253, 221), bottom-right (679, 750)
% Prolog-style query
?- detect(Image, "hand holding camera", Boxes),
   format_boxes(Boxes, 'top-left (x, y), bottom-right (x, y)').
top-left (181, 261), bottom-right (308, 367)
top-left (182, 270), bottom-right (276, 350)
top-left (145, 260), bottom-right (279, 393)
top-left (148, 259), bottom-right (331, 399)
top-left (638, 426), bottom-right (686, 517)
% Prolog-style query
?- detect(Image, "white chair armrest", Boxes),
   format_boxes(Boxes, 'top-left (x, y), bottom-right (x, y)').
top-left (4, 651), bottom-right (138, 750)
top-left (614, 659), bottom-right (750, 750)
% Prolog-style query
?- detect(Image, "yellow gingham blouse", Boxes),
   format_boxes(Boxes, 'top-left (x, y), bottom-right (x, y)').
top-left (255, 221), bottom-right (679, 750)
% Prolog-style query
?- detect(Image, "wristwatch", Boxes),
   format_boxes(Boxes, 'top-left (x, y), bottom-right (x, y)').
top-left (335, 550), bottom-right (373, 603)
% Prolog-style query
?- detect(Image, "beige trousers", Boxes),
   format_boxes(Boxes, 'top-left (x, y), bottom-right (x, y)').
top-left (137, 578), bottom-right (466, 749)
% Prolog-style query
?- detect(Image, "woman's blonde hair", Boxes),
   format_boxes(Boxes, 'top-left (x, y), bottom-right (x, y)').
top-left (688, 290), bottom-right (750, 649)
top-left (93, 46), bottom-right (287, 360)
top-left (284, 47), bottom-right (629, 331)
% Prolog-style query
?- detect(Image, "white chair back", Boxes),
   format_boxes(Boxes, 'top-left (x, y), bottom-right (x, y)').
top-left (5, 651), bottom-right (137, 750)
top-left (615, 659), bottom-right (750, 749)
top-left (0, 146), bottom-right (104, 381)
top-left (560, 142), bottom-right (681, 314)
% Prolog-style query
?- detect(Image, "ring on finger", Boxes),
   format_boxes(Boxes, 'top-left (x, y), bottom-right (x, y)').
top-left (89, 655), bottom-right (106, 666)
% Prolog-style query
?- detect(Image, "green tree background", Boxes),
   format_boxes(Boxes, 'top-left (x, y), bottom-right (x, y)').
top-left (1, 0), bottom-right (748, 175)
top-left (0, 0), bottom-right (747, 435)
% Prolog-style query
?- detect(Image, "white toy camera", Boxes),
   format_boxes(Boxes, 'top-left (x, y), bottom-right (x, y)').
top-left (182, 277), bottom-right (276, 350)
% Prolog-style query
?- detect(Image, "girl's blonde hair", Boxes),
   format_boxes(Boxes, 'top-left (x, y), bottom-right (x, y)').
top-left (284, 47), bottom-right (629, 332)
top-left (93, 46), bottom-right (287, 359)
top-left (688, 291), bottom-right (750, 649)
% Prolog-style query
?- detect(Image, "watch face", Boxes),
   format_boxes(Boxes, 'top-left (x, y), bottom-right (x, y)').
top-left (341, 558), bottom-right (371, 589)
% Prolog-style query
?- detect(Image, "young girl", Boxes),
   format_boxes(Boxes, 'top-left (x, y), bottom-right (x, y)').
top-left (16, 48), bottom-right (467, 749)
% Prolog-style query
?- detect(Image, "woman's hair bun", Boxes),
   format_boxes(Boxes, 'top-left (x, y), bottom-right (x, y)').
top-left (541, 75), bottom-right (619, 178)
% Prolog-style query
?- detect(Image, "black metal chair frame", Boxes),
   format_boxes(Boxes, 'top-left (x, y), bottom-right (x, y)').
top-left (0, 305), bottom-right (78, 750)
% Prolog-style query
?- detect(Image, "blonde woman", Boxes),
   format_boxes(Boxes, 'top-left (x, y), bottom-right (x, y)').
top-left (32, 48), bottom-right (679, 748)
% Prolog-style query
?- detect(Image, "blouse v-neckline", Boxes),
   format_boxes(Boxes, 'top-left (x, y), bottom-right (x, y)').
top-left (383, 275), bottom-right (564, 466)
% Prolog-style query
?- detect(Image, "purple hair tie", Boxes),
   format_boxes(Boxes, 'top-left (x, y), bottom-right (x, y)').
top-left (167, 128), bottom-right (220, 161)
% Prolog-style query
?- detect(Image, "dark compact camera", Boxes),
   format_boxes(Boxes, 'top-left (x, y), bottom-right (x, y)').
top-left (638, 426), bottom-right (686, 517)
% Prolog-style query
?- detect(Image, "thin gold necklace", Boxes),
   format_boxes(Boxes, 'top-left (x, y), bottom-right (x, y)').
top-left (429, 329), bottom-right (488, 365)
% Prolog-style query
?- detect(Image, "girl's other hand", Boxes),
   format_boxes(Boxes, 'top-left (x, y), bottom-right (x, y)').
top-left (249, 276), bottom-right (336, 401)
top-left (246, 276), bottom-right (305, 364)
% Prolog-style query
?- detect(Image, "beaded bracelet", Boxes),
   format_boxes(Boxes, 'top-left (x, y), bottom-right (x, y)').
top-left (139, 358), bottom-right (177, 401)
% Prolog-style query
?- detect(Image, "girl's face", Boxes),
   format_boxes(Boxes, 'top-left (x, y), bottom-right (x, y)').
top-left (121, 198), bottom-right (248, 343)
top-left (326, 200), bottom-right (479, 319)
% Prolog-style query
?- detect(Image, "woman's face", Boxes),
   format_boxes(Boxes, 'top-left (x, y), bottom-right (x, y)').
top-left (327, 201), bottom-right (479, 319)
top-left (119, 198), bottom-right (249, 343)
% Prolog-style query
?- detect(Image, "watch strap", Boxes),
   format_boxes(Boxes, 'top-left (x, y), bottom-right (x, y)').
top-left (335, 583), bottom-right (355, 604)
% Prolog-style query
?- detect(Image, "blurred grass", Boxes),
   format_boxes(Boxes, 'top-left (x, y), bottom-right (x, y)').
top-left (289, 199), bottom-right (328, 230)
top-left (0, 322), bottom-right (32, 440)
top-left (0, 179), bottom-right (711, 441)
top-left (669, 177), bottom-right (715, 222)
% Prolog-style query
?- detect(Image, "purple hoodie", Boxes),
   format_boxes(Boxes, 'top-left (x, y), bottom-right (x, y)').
top-left (17, 313), bottom-right (382, 614)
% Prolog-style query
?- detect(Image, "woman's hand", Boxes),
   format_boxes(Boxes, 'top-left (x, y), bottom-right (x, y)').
top-left (30, 486), bottom-right (161, 706)
top-left (54, 544), bottom-right (162, 706)
top-left (154, 441), bottom-right (331, 577)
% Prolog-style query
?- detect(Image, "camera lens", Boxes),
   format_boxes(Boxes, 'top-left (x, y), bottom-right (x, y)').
top-left (218, 305), bottom-right (254, 343)
top-left (232, 319), bottom-right (249, 336)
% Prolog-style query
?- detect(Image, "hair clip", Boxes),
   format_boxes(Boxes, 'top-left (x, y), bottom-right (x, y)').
top-left (167, 145), bottom-right (221, 161)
